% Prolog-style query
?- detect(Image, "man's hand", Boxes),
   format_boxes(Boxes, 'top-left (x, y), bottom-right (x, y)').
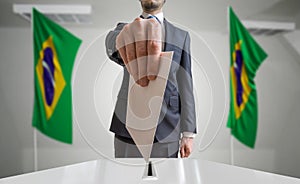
top-left (116, 17), bottom-right (162, 87)
top-left (180, 137), bottom-right (194, 158)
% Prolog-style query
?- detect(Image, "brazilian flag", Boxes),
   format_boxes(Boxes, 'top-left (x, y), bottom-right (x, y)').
top-left (227, 7), bottom-right (267, 148)
top-left (32, 8), bottom-right (81, 144)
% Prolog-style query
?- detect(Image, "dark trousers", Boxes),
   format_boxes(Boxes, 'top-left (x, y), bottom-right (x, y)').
top-left (114, 135), bottom-right (179, 158)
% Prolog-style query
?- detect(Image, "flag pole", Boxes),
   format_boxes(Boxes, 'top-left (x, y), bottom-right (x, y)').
top-left (31, 8), bottom-right (38, 172)
top-left (33, 128), bottom-right (38, 171)
top-left (227, 6), bottom-right (234, 166)
top-left (230, 135), bottom-right (234, 165)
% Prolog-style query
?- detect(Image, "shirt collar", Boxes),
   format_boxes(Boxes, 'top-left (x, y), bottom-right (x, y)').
top-left (142, 11), bottom-right (164, 23)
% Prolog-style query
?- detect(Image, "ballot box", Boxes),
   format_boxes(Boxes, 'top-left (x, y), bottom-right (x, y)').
top-left (0, 159), bottom-right (299, 184)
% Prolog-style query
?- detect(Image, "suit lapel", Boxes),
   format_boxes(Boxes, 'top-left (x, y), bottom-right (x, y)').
top-left (163, 18), bottom-right (173, 52)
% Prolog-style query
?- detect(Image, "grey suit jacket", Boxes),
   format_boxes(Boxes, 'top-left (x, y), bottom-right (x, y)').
top-left (105, 19), bottom-right (196, 143)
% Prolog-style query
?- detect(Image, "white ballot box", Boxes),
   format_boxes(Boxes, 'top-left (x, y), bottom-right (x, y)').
top-left (0, 159), bottom-right (299, 184)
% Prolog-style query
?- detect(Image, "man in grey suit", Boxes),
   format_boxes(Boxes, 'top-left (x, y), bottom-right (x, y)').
top-left (105, 0), bottom-right (196, 158)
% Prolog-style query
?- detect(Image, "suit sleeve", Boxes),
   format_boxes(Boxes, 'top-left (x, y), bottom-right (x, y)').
top-left (177, 32), bottom-right (197, 134)
top-left (105, 23), bottom-right (127, 66)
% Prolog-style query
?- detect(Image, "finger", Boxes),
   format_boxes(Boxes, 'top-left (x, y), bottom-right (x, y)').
top-left (185, 147), bottom-right (191, 157)
top-left (121, 25), bottom-right (138, 82)
top-left (116, 31), bottom-right (125, 51)
top-left (137, 59), bottom-right (149, 87)
top-left (125, 43), bottom-right (139, 82)
top-left (147, 18), bottom-right (162, 41)
top-left (116, 24), bottom-right (135, 51)
top-left (132, 18), bottom-right (147, 43)
top-left (116, 25), bottom-right (135, 78)
top-left (116, 43), bottom-right (132, 75)
top-left (147, 47), bottom-right (160, 80)
top-left (135, 41), bottom-right (148, 87)
top-left (133, 19), bottom-right (149, 87)
top-left (117, 46), bottom-right (130, 69)
top-left (116, 34), bottom-right (129, 64)
top-left (180, 146), bottom-right (185, 158)
top-left (147, 20), bottom-right (162, 80)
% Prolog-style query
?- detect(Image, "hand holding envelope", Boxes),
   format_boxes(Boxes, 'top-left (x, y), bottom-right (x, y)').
top-left (116, 17), bottom-right (163, 87)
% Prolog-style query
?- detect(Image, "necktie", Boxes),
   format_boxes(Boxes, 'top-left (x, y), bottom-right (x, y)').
top-left (140, 15), bottom-right (161, 24)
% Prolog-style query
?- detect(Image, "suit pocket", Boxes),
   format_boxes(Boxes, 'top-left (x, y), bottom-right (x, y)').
top-left (169, 96), bottom-right (179, 108)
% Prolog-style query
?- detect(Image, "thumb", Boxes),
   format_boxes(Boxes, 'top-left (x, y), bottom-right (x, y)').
top-left (180, 145), bottom-right (185, 158)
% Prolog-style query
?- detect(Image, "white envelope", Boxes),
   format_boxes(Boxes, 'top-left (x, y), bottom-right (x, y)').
top-left (126, 52), bottom-right (173, 162)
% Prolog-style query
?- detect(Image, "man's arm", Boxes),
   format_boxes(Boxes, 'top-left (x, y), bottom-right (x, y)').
top-left (105, 23), bottom-right (127, 66)
top-left (178, 32), bottom-right (196, 134)
top-left (177, 32), bottom-right (197, 158)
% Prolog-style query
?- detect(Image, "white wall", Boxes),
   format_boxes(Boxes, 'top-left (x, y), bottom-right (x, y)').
top-left (1, 25), bottom-right (300, 178)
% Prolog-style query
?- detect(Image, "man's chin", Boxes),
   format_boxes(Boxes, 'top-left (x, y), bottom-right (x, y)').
top-left (141, 0), bottom-right (162, 12)
top-left (143, 5), bottom-right (160, 12)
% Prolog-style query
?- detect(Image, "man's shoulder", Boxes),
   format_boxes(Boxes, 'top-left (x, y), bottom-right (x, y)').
top-left (117, 22), bottom-right (127, 26)
top-left (164, 19), bottom-right (189, 36)
top-left (115, 22), bottom-right (127, 30)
